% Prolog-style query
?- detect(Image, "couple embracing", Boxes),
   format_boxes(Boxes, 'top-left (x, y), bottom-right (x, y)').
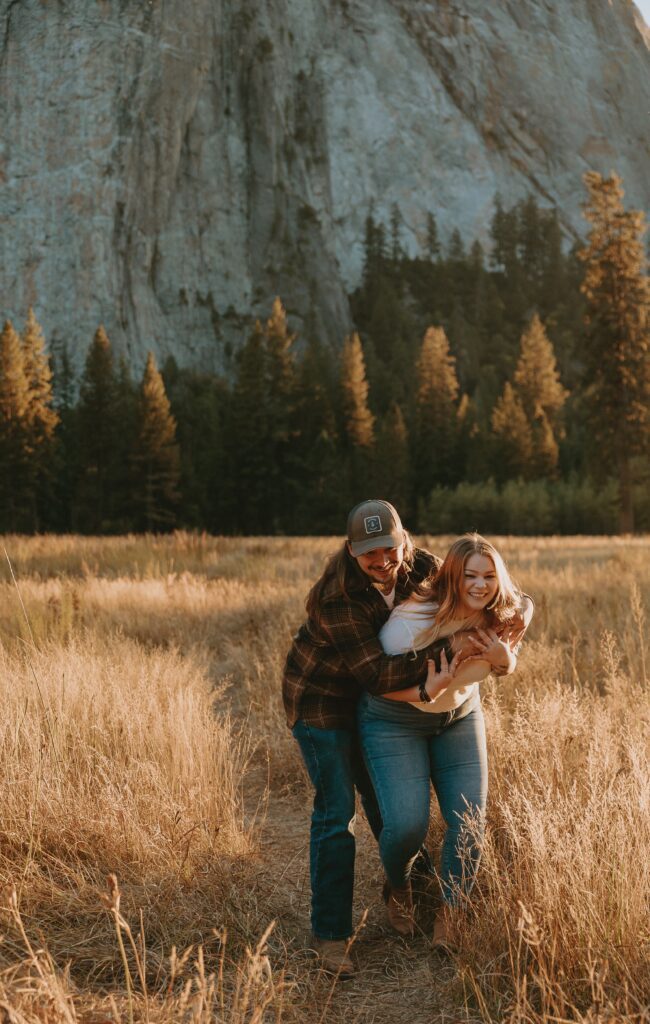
top-left (282, 499), bottom-right (533, 979)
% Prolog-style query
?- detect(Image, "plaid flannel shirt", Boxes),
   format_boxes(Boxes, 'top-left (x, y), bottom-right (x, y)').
top-left (282, 547), bottom-right (440, 730)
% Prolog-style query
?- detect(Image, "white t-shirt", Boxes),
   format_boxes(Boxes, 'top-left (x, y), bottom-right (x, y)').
top-left (379, 598), bottom-right (485, 713)
top-left (373, 583), bottom-right (396, 610)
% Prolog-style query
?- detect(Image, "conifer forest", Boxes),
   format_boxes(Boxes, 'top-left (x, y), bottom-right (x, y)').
top-left (1, 174), bottom-right (648, 536)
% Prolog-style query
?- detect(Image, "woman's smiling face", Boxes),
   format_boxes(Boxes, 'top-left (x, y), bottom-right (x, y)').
top-left (458, 552), bottom-right (498, 616)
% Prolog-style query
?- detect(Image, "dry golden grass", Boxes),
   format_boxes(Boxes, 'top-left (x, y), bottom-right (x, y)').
top-left (0, 532), bottom-right (648, 1022)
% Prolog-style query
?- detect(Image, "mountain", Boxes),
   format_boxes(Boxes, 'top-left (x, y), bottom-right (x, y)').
top-left (1, 0), bottom-right (649, 369)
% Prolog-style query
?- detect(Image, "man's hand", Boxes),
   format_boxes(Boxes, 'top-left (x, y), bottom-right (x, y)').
top-left (425, 648), bottom-right (461, 700)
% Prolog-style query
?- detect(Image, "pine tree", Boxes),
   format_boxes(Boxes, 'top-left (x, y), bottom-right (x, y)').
top-left (513, 314), bottom-right (567, 422)
top-left (490, 382), bottom-right (534, 482)
top-left (490, 195), bottom-right (518, 275)
top-left (426, 212), bottom-right (440, 260)
top-left (448, 228), bottom-right (465, 262)
top-left (375, 401), bottom-right (412, 517)
top-left (414, 326), bottom-right (460, 497)
top-left (231, 323), bottom-right (272, 533)
top-left (164, 359), bottom-right (232, 531)
top-left (50, 338), bottom-right (77, 530)
top-left (579, 171), bottom-right (650, 531)
top-left (21, 308), bottom-right (59, 528)
top-left (457, 392), bottom-right (487, 482)
top-left (511, 313), bottom-right (567, 476)
top-left (340, 333), bottom-right (375, 448)
top-left (518, 195), bottom-right (543, 288)
top-left (264, 297), bottom-right (299, 530)
top-left (390, 203), bottom-right (404, 262)
top-left (340, 332), bottom-right (375, 506)
top-left (0, 320), bottom-right (31, 530)
top-left (133, 352), bottom-right (180, 531)
top-left (74, 325), bottom-right (120, 532)
top-left (530, 409), bottom-right (560, 478)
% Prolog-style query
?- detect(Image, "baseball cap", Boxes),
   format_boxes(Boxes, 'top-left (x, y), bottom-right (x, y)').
top-left (346, 499), bottom-right (404, 556)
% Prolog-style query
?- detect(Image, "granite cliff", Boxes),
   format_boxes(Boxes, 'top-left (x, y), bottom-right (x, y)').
top-left (1, 0), bottom-right (649, 368)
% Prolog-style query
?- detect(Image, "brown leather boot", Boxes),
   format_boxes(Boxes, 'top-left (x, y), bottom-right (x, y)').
top-left (431, 907), bottom-right (458, 954)
top-left (311, 937), bottom-right (355, 979)
top-left (385, 882), bottom-right (415, 937)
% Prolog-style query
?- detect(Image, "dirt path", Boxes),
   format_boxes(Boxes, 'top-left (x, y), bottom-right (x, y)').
top-left (244, 765), bottom-right (471, 1024)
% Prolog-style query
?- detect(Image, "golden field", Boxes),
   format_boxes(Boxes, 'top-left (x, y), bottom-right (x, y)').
top-left (0, 532), bottom-right (648, 1023)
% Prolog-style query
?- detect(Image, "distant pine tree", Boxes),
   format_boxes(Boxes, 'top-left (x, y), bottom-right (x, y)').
top-left (340, 332), bottom-right (375, 504)
top-left (264, 297), bottom-right (299, 530)
top-left (232, 322), bottom-right (272, 533)
top-left (426, 212), bottom-right (440, 260)
top-left (50, 338), bottom-right (77, 530)
top-left (21, 308), bottom-right (59, 528)
top-left (390, 203), bottom-right (404, 262)
top-left (340, 332), bottom-right (375, 448)
top-left (375, 401), bottom-right (412, 517)
top-left (579, 171), bottom-right (650, 531)
top-left (513, 314), bottom-right (567, 423)
top-left (530, 409), bottom-right (560, 479)
top-left (133, 352), bottom-right (180, 531)
top-left (448, 228), bottom-right (465, 262)
top-left (414, 326), bottom-right (459, 497)
top-left (74, 325), bottom-right (120, 532)
top-left (490, 382), bottom-right (534, 482)
top-left (512, 313), bottom-right (567, 477)
top-left (0, 320), bottom-right (31, 530)
top-left (163, 357), bottom-right (232, 531)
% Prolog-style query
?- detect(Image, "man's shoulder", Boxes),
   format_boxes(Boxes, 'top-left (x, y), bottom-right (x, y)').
top-left (318, 574), bottom-right (373, 611)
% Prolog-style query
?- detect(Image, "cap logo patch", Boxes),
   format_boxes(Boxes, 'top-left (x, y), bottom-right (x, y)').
top-left (364, 515), bottom-right (382, 534)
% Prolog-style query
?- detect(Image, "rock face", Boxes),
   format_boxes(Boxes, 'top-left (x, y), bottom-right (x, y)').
top-left (1, 0), bottom-right (649, 369)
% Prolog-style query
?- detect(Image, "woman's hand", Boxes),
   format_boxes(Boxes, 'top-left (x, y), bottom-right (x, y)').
top-left (466, 628), bottom-right (516, 673)
top-left (424, 648), bottom-right (461, 700)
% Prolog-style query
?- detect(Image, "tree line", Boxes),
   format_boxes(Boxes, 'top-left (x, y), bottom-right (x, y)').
top-left (0, 172), bottom-right (648, 536)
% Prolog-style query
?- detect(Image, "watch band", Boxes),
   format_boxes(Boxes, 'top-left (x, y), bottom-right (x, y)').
top-left (418, 681), bottom-right (433, 703)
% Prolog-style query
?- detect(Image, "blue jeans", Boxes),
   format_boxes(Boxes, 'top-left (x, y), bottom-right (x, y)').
top-left (358, 693), bottom-right (487, 906)
top-left (292, 720), bottom-right (383, 940)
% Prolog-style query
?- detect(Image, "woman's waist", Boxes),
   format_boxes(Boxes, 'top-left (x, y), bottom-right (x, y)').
top-left (359, 687), bottom-right (480, 726)
top-left (408, 681), bottom-right (479, 714)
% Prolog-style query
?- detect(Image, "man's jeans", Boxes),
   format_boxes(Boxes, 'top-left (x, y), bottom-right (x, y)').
top-left (358, 693), bottom-right (487, 905)
top-left (292, 720), bottom-right (382, 940)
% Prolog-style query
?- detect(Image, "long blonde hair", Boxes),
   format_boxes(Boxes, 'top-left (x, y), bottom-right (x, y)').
top-left (416, 533), bottom-right (522, 644)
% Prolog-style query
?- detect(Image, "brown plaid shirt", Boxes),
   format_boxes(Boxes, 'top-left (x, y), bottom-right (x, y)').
top-left (282, 548), bottom-right (440, 730)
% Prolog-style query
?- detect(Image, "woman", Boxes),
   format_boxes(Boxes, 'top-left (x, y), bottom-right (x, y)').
top-left (358, 533), bottom-right (533, 947)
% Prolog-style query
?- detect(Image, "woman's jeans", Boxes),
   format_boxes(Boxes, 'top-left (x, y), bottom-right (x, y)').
top-left (358, 693), bottom-right (487, 906)
top-left (292, 720), bottom-right (383, 940)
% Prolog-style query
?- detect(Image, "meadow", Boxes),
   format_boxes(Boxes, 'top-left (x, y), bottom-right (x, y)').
top-left (0, 532), bottom-right (648, 1023)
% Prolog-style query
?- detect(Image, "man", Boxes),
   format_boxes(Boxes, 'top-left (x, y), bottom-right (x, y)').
top-left (282, 499), bottom-right (441, 978)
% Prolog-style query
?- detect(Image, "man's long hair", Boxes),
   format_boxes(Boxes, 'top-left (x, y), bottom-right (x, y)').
top-left (305, 531), bottom-right (416, 626)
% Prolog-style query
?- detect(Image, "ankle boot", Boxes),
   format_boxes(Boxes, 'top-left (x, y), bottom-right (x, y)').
top-left (432, 907), bottom-right (458, 954)
top-left (385, 882), bottom-right (414, 937)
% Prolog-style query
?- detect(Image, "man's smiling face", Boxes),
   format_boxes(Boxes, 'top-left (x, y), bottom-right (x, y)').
top-left (348, 543), bottom-right (405, 591)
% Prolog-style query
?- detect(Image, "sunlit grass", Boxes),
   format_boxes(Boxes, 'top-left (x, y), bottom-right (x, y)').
top-left (0, 532), bottom-right (648, 1022)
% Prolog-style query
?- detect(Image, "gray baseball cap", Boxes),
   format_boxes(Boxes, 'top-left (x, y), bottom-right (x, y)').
top-left (346, 499), bottom-right (404, 556)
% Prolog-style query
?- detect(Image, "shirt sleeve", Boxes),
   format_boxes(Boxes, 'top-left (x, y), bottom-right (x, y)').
top-left (320, 598), bottom-right (429, 695)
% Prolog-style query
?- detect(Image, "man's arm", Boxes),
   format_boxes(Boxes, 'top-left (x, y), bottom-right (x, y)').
top-left (321, 600), bottom-right (430, 695)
